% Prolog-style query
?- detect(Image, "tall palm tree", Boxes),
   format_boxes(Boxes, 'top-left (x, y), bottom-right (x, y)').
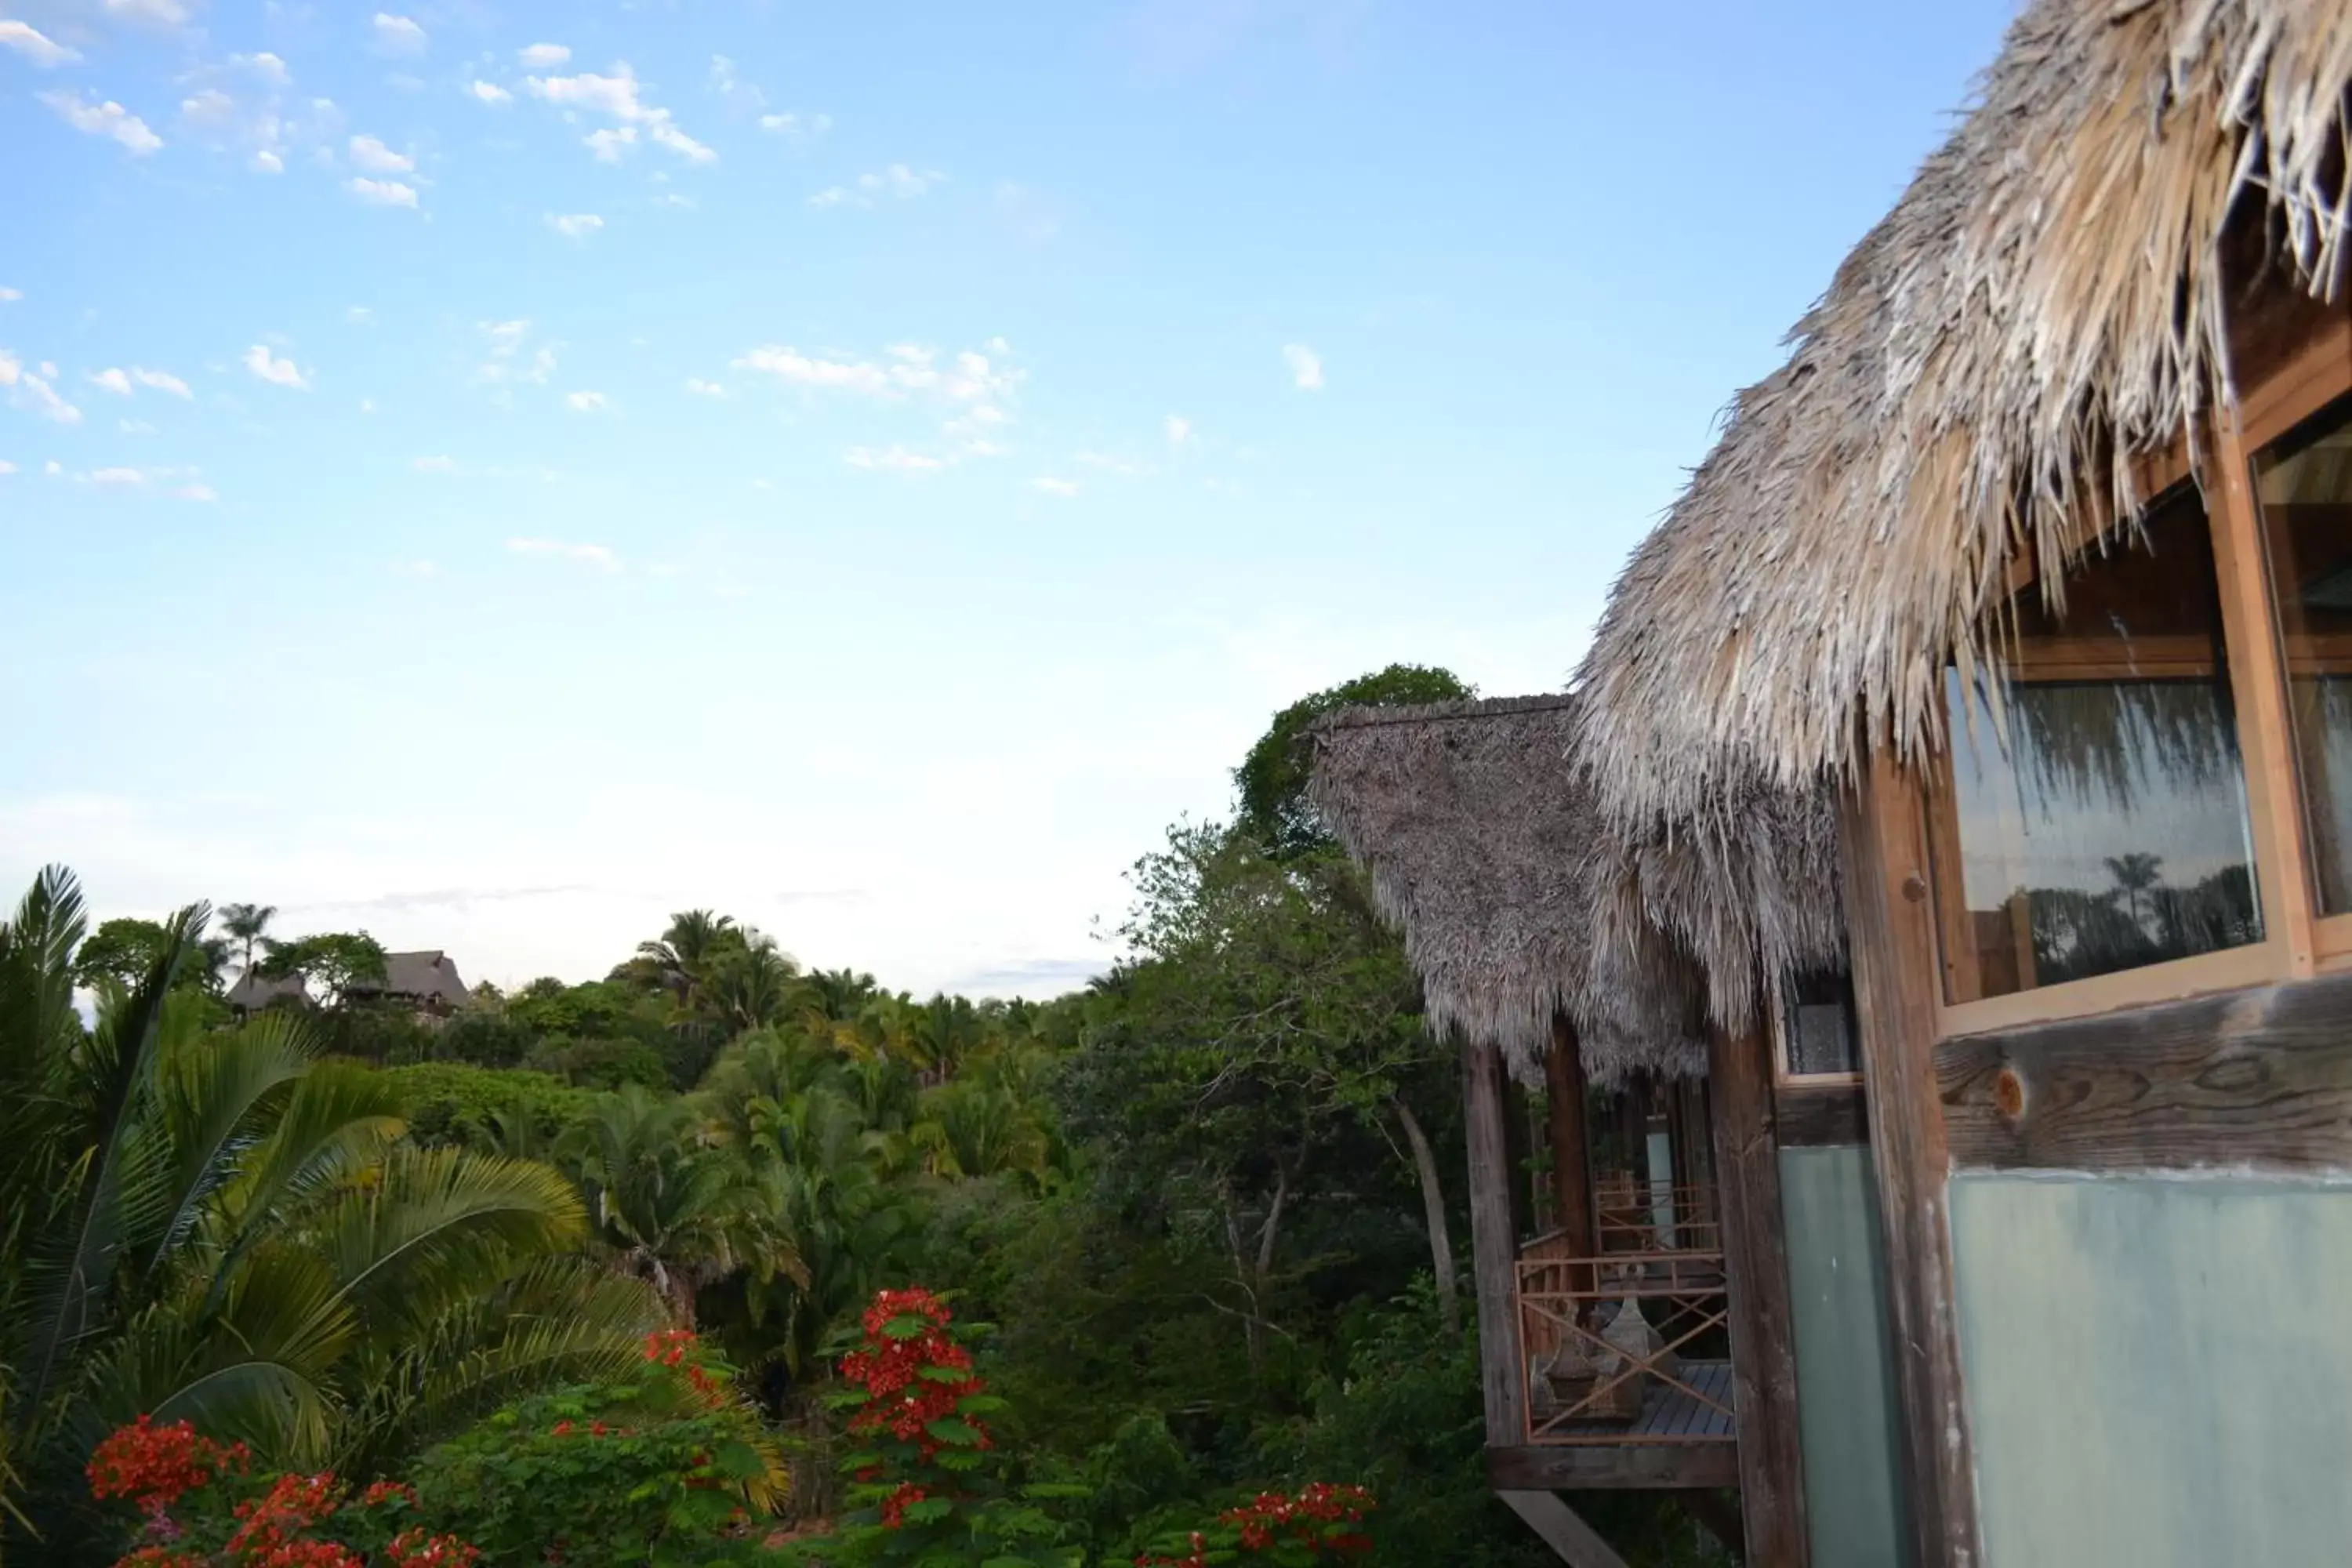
top-left (0, 869), bottom-right (665, 1554)
top-left (2104, 851), bottom-right (2166, 934)
top-left (217, 902), bottom-right (277, 973)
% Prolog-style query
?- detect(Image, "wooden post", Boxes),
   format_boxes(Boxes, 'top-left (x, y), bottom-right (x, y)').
top-left (1463, 1036), bottom-right (1528, 1447)
top-left (1498, 1491), bottom-right (1632, 1568)
top-left (1544, 1013), bottom-right (1596, 1259)
top-left (1840, 751), bottom-right (1982, 1568)
top-left (1708, 1020), bottom-right (1809, 1568)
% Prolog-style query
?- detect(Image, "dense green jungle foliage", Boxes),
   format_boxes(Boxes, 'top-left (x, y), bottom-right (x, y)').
top-left (0, 665), bottom-right (1728, 1567)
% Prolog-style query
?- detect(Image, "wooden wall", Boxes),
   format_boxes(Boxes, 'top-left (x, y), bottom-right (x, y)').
top-left (1779, 1145), bottom-right (1911, 1568)
top-left (1950, 1175), bottom-right (2352, 1567)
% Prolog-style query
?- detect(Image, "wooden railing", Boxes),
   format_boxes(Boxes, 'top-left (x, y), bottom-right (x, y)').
top-left (1595, 1181), bottom-right (1720, 1254)
top-left (1514, 1248), bottom-right (1733, 1446)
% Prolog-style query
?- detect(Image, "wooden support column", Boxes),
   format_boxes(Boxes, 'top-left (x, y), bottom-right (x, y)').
top-left (1498, 1491), bottom-right (1632, 1568)
top-left (1464, 1037), bottom-right (1527, 1447)
top-left (1544, 1012), bottom-right (1596, 1259)
top-left (1839, 751), bottom-right (1981, 1568)
top-left (1708, 1019), bottom-right (1809, 1568)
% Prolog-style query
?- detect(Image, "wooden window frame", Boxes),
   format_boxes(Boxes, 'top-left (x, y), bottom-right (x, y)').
top-left (1914, 325), bottom-right (2352, 1039)
top-left (1767, 972), bottom-right (1863, 1089)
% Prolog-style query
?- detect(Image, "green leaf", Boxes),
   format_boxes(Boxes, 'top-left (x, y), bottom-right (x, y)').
top-left (924, 1416), bottom-right (982, 1446)
top-left (903, 1497), bottom-right (953, 1523)
top-left (881, 1312), bottom-right (930, 1339)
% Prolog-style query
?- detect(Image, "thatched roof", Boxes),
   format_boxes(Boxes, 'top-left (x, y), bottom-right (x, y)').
top-left (348, 950), bottom-right (470, 1008)
top-left (1576, 0), bottom-right (2352, 826)
top-left (225, 967), bottom-right (310, 1011)
top-left (1306, 695), bottom-right (1842, 1083)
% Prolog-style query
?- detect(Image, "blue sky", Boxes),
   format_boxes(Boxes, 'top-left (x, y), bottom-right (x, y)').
top-left (0, 0), bottom-right (2017, 996)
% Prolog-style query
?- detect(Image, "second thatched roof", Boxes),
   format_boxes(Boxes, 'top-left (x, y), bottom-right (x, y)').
top-left (1575, 0), bottom-right (2352, 827)
top-left (1306, 695), bottom-right (1842, 1083)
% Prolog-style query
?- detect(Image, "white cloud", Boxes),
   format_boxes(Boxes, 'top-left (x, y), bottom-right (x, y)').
top-left (120, 418), bottom-right (157, 434)
top-left (103, 0), bottom-right (187, 25)
top-left (411, 455), bottom-right (456, 472)
top-left (242, 344), bottom-right (310, 390)
top-left (0, 351), bottom-right (82, 424)
top-left (1030, 477), bottom-right (1080, 497)
top-left (759, 111), bottom-right (832, 140)
top-left (1165, 415), bottom-right (1192, 445)
top-left (653, 193), bottom-right (695, 210)
top-left (810, 164), bottom-right (943, 209)
top-left (348, 134), bottom-right (414, 173)
top-left (526, 64), bottom-right (713, 163)
top-left (0, 20), bottom-right (78, 67)
top-left (0, 459), bottom-right (13, 474)
top-left (89, 368), bottom-right (134, 397)
top-left (517, 42), bottom-right (570, 68)
top-left (708, 55), bottom-right (762, 111)
top-left (684, 378), bottom-right (726, 397)
top-left (507, 537), bottom-right (619, 572)
top-left (480, 319), bottom-right (531, 357)
top-left (173, 482), bottom-right (216, 502)
top-left (731, 342), bottom-right (1019, 406)
top-left (38, 91), bottom-right (164, 155)
top-left (546, 212), bottom-right (603, 239)
top-left (345, 176), bottom-right (419, 209)
top-left (131, 368), bottom-right (190, 397)
top-left (0, 289), bottom-right (19, 303)
top-left (583, 126), bottom-right (636, 162)
top-left (347, 306), bottom-right (375, 325)
top-left (44, 460), bottom-right (60, 475)
top-left (180, 88), bottom-right (238, 130)
top-left (844, 446), bottom-right (943, 473)
top-left (232, 52), bottom-right (291, 85)
top-left (89, 466), bottom-right (147, 486)
top-left (252, 149), bottom-right (285, 172)
top-left (468, 81), bottom-right (512, 105)
top-left (564, 390), bottom-right (610, 412)
top-left (372, 13), bottom-right (427, 54)
top-left (1283, 343), bottom-right (1323, 390)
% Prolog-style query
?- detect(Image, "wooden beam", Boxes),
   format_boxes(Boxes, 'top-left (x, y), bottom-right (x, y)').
top-left (1776, 1083), bottom-right (1867, 1148)
top-left (1497, 1490), bottom-right (1632, 1568)
top-left (1839, 752), bottom-right (1982, 1568)
top-left (1545, 1014), bottom-right (1597, 1260)
top-left (1708, 1021), bottom-right (1809, 1568)
top-left (1487, 1443), bottom-right (1740, 1491)
top-left (1937, 971), bottom-right (2352, 1172)
top-left (1464, 1037), bottom-right (1528, 1448)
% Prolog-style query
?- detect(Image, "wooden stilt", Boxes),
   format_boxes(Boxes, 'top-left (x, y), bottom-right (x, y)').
top-left (1464, 1037), bottom-right (1527, 1448)
top-left (1544, 1013), bottom-right (1596, 1259)
top-left (1497, 1490), bottom-right (1632, 1568)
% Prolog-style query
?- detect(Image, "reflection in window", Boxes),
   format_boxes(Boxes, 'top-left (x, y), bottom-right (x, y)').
top-left (2253, 393), bottom-right (2352, 914)
top-left (1933, 485), bottom-right (2263, 1001)
top-left (1780, 967), bottom-right (1858, 1077)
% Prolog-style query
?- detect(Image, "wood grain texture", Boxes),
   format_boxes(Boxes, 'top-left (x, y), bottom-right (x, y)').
top-left (1465, 1038), bottom-right (1529, 1447)
top-left (1708, 1022), bottom-right (1810, 1568)
top-left (1547, 1014), bottom-right (1597, 1256)
top-left (1840, 754), bottom-right (1982, 1568)
top-left (1777, 1084), bottom-right (1867, 1148)
top-left (1938, 972), bottom-right (2352, 1172)
top-left (1497, 1490), bottom-right (1635, 1568)
top-left (1487, 1445), bottom-right (1741, 1492)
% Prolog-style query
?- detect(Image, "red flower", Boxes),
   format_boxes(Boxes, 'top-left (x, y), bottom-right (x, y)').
top-left (87, 1415), bottom-right (246, 1515)
top-left (227, 1472), bottom-right (342, 1558)
top-left (361, 1480), bottom-right (419, 1508)
top-left (877, 1483), bottom-right (927, 1530)
top-left (387, 1527), bottom-right (483, 1567)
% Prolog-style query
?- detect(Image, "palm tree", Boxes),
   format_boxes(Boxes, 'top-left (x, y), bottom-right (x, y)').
top-left (2104, 851), bottom-right (2166, 935)
top-left (703, 938), bottom-right (802, 1033)
top-left (562, 1087), bottom-right (804, 1326)
top-left (0, 869), bottom-right (665, 1553)
top-left (217, 902), bottom-right (277, 972)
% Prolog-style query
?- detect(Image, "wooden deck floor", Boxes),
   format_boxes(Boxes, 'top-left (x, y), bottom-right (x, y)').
top-left (1538, 1359), bottom-right (1735, 1443)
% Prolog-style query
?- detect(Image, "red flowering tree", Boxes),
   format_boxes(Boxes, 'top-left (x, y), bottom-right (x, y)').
top-left (1137, 1486), bottom-right (1377, 1566)
top-left (84, 1416), bottom-right (477, 1568)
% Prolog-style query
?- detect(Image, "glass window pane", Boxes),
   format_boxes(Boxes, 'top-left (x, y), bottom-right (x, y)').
top-left (1780, 967), bottom-right (1859, 1076)
top-left (1934, 486), bottom-right (2263, 1001)
top-left (2252, 393), bottom-right (2352, 915)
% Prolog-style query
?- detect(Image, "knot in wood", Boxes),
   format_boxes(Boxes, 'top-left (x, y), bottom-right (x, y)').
top-left (1901, 873), bottom-right (1929, 903)
top-left (1993, 1065), bottom-right (2028, 1123)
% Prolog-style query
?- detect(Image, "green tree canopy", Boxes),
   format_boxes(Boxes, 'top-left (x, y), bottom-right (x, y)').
top-left (1232, 663), bottom-right (1473, 858)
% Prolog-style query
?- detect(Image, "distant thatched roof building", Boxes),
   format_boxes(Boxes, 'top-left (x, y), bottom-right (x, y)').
top-left (225, 967), bottom-right (310, 1013)
top-left (1306, 695), bottom-right (1842, 1083)
top-left (1575, 0), bottom-right (2352, 827)
top-left (347, 950), bottom-right (471, 1012)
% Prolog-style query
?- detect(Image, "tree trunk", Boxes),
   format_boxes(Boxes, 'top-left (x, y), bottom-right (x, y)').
top-left (1392, 1094), bottom-right (1461, 1336)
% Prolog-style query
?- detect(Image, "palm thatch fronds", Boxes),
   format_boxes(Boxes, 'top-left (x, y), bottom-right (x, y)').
top-left (1305, 695), bottom-right (1842, 1083)
top-left (1576, 0), bottom-right (2352, 829)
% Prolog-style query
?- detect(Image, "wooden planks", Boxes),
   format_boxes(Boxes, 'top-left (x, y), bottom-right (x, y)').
top-left (1938, 971), bottom-right (2352, 1173)
top-left (1777, 1083), bottom-right (1867, 1147)
top-left (1840, 753), bottom-right (1982, 1568)
top-left (1708, 1021), bottom-right (1810, 1567)
top-left (1490, 1443), bottom-right (1743, 1491)
top-left (1465, 1037), bottom-right (1529, 1446)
